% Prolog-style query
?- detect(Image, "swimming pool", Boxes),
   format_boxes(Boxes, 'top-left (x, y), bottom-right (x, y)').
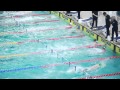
top-left (0, 11), bottom-right (120, 79)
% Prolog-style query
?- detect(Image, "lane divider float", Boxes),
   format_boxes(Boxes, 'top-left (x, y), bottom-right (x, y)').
top-left (0, 25), bottom-right (73, 36)
top-left (0, 35), bottom-right (85, 46)
top-left (1, 20), bottom-right (60, 26)
top-left (0, 56), bottom-right (120, 73)
top-left (0, 13), bottom-right (50, 19)
top-left (78, 72), bottom-right (120, 79)
top-left (0, 43), bottom-right (105, 59)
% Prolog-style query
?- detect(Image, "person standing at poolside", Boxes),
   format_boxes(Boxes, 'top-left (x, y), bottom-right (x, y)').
top-left (111, 16), bottom-right (118, 42)
top-left (66, 11), bottom-right (72, 16)
top-left (103, 12), bottom-right (111, 39)
top-left (91, 11), bottom-right (98, 29)
top-left (77, 11), bottom-right (81, 19)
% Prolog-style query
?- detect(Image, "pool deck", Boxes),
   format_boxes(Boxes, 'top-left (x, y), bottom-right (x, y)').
top-left (50, 11), bottom-right (120, 54)
top-left (59, 11), bottom-right (120, 45)
top-left (61, 11), bottom-right (120, 36)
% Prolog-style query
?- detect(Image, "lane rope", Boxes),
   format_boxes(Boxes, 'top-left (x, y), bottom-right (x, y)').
top-left (0, 25), bottom-right (73, 36)
top-left (78, 72), bottom-right (120, 79)
top-left (1, 20), bottom-right (60, 26)
top-left (0, 35), bottom-right (85, 46)
top-left (0, 56), bottom-right (120, 73)
top-left (0, 43), bottom-right (104, 59)
top-left (0, 13), bottom-right (50, 19)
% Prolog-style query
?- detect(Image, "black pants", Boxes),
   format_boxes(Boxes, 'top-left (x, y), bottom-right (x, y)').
top-left (106, 26), bottom-right (110, 37)
top-left (111, 28), bottom-right (118, 41)
top-left (92, 17), bottom-right (98, 28)
top-left (77, 11), bottom-right (80, 19)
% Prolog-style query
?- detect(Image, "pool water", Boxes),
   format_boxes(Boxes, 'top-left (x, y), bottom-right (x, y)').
top-left (0, 11), bottom-right (120, 79)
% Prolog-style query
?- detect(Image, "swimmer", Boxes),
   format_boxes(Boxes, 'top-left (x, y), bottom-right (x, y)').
top-left (46, 45), bottom-right (47, 48)
top-left (88, 76), bottom-right (93, 79)
top-left (70, 22), bottom-right (72, 25)
top-left (51, 49), bottom-right (53, 53)
top-left (71, 31), bottom-right (76, 34)
top-left (77, 26), bottom-right (80, 29)
top-left (62, 57), bottom-right (64, 62)
top-left (88, 63), bottom-right (102, 71)
top-left (94, 39), bottom-right (97, 42)
top-left (66, 25), bottom-right (72, 29)
top-left (93, 39), bottom-right (99, 46)
top-left (16, 21), bottom-right (19, 26)
top-left (102, 43), bottom-right (107, 50)
top-left (82, 69), bottom-right (89, 76)
top-left (69, 62), bottom-right (70, 67)
top-left (75, 66), bottom-right (76, 71)
top-left (102, 46), bottom-right (106, 50)
top-left (94, 39), bottom-right (99, 44)
top-left (83, 68), bottom-right (88, 73)
top-left (36, 39), bottom-right (40, 42)
top-left (83, 63), bottom-right (102, 73)
top-left (26, 29), bottom-right (27, 33)
top-left (10, 46), bottom-right (14, 48)
top-left (47, 16), bottom-right (51, 18)
top-left (57, 53), bottom-right (58, 58)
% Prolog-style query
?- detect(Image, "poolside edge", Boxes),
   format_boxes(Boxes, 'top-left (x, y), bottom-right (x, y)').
top-left (49, 11), bottom-right (120, 54)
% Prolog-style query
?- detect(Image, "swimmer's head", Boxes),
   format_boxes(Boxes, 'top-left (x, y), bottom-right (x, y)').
top-left (71, 32), bottom-right (76, 34)
top-left (99, 63), bottom-right (102, 66)
top-left (94, 39), bottom-right (97, 41)
top-left (103, 47), bottom-right (106, 49)
top-left (83, 69), bottom-right (88, 72)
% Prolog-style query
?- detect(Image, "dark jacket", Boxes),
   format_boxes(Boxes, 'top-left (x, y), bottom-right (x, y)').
top-left (111, 19), bottom-right (118, 30)
top-left (92, 11), bottom-right (98, 19)
top-left (105, 14), bottom-right (111, 27)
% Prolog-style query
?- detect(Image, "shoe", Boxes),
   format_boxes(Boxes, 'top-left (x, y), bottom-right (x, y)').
top-left (77, 16), bottom-right (81, 19)
top-left (66, 14), bottom-right (72, 16)
top-left (94, 27), bottom-right (97, 30)
top-left (66, 14), bottom-right (69, 16)
top-left (65, 13), bottom-right (68, 15)
top-left (90, 27), bottom-right (93, 29)
top-left (78, 19), bottom-right (81, 23)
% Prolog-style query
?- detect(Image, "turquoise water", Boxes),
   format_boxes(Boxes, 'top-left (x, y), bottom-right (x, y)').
top-left (0, 11), bottom-right (120, 79)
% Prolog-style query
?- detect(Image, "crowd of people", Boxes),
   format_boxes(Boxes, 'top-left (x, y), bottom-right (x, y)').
top-left (65, 11), bottom-right (119, 42)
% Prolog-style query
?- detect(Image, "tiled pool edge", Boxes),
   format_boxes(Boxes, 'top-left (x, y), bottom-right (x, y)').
top-left (49, 11), bottom-right (120, 54)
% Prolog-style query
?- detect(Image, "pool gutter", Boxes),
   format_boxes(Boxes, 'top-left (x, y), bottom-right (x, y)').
top-left (49, 11), bottom-right (120, 54)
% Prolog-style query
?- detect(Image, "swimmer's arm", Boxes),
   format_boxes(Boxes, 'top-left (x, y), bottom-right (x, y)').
top-left (88, 64), bottom-right (100, 71)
